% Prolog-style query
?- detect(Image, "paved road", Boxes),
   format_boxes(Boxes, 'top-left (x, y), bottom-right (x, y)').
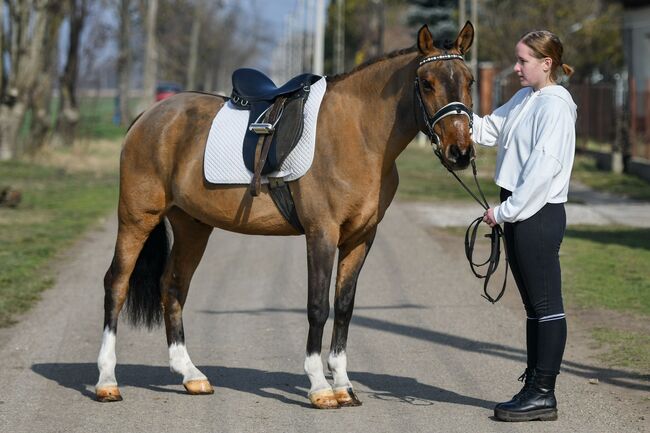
top-left (0, 203), bottom-right (647, 433)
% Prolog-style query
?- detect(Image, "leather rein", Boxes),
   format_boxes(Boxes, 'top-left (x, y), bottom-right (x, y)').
top-left (414, 53), bottom-right (508, 304)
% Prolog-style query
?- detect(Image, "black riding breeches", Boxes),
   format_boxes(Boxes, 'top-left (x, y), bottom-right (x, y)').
top-left (501, 188), bottom-right (567, 375)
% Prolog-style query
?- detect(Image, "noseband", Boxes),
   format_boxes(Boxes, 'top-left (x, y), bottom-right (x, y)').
top-left (414, 53), bottom-right (473, 149)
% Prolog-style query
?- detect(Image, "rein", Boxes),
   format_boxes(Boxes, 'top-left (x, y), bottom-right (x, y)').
top-left (415, 53), bottom-right (508, 304)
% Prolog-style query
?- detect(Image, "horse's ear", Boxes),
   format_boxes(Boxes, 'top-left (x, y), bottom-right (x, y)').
top-left (454, 21), bottom-right (474, 54)
top-left (417, 25), bottom-right (436, 54)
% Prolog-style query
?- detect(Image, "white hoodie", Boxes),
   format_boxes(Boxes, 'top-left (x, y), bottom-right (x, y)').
top-left (472, 85), bottom-right (577, 224)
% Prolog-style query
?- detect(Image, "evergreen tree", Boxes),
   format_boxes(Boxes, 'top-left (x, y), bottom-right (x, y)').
top-left (406, 0), bottom-right (457, 45)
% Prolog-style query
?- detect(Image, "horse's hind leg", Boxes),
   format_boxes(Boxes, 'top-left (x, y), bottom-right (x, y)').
top-left (96, 211), bottom-right (165, 402)
top-left (328, 229), bottom-right (376, 407)
top-left (162, 208), bottom-right (214, 395)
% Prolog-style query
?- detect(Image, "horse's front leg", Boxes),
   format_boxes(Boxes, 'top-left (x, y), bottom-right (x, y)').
top-left (328, 229), bottom-right (376, 407)
top-left (304, 229), bottom-right (339, 409)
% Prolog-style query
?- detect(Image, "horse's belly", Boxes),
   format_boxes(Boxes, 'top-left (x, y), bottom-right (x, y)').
top-left (174, 184), bottom-right (300, 236)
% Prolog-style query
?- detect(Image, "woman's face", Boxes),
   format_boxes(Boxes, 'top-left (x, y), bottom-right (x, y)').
top-left (513, 41), bottom-right (552, 90)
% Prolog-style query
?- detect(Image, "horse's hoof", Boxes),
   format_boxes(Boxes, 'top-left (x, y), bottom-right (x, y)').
top-left (96, 385), bottom-right (123, 402)
top-left (184, 379), bottom-right (214, 395)
top-left (309, 389), bottom-right (340, 409)
top-left (334, 387), bottom-right (362, 407)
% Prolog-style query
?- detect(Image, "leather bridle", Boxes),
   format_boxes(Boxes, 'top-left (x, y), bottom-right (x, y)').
top-left (415, 52), bottom-right (509, 304)
top-left (414, 53), bottom-right (473, 149)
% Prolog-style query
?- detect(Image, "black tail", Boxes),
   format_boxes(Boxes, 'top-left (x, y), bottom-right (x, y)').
top-left (125, 221), bottom-right (169, 328)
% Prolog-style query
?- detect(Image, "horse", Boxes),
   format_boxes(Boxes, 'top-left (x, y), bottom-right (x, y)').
top-left (95, 22), bottom-right (476, 409)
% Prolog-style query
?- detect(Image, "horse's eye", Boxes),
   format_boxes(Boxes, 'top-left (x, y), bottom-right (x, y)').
top-left (421, 79), bottom-right (434, 92)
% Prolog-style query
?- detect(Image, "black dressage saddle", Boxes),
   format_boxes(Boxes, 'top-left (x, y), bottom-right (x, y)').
top-left (230, 68), bottom-right (321, 196)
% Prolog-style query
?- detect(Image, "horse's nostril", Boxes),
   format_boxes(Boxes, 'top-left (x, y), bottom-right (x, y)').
top-left (449, 144), bottom-right (462, 160)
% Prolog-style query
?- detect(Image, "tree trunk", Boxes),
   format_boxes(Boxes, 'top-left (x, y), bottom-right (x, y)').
top-left (186, 1), bottom-right (202, 90)
top-left (142, 0), bottom-right (158, 107)
top-left (27, 2), bottom-right (65, 154)
top-left (53, 0), bottom-right (87, 148)
top-left (117, 0), bottom-right (132, 127)
top-left (0, 0), bottom-right (62, 160)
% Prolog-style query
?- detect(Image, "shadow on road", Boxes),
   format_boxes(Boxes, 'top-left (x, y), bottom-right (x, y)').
top-left (201, 306), bottom-right (650, 393)
top-left (31, 362), bottom-right (493, 409)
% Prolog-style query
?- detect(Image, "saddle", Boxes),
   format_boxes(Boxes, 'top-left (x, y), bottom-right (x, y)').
top-left (230, 68), bottom-right (321, 197)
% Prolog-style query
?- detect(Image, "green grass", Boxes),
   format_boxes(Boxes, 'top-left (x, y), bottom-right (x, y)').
top-left (571, 155), bottom-right (650, 202)
top-left (591, 328), bottom-right (650, 372)
top-left (395, 142), bottom-right (500, 203)
top-left (0, 156), bottom-right (119, 327)
top-left (561, 226), bottom-right (650, 315)
top-left (396, 142), bottom-right (650, 203)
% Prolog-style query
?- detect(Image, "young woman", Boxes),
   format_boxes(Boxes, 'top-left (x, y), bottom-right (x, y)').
top-left (473, 30), bottom-right (577, 422)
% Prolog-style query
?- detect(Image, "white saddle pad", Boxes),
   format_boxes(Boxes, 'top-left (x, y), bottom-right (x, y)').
top-left (203, 77), bottom-right (327, 184)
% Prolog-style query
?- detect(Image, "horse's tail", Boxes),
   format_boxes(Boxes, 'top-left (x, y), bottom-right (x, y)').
top-left (124, 221), bottom-right (169, 328)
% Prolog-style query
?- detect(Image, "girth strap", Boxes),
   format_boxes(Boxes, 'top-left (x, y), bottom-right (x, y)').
top-left (268, 177), bottom-right (304, 233)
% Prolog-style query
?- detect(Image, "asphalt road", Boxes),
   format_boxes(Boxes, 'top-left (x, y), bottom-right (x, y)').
top-left (0, 202), bottom-right (647, 433)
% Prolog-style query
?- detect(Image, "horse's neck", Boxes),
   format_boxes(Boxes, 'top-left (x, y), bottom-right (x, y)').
top-left (332, 52), bottom-right (420, 167)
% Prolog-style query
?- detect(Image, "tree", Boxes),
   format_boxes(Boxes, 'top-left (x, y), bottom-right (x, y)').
top-left (53, 0), bottom-right (88, 148)
top-left (26, 1), bottom-right (65, 154)
top-left (0, 0), bottom-right (65, 160)
top-left (141, 0), bottom-right (158, 106)
top-left (478, 0), bottom-right (623, 82)
top-left (406, 0), bottom-right (457, 44)
top-left (116, 0), bottom-right (132, 127)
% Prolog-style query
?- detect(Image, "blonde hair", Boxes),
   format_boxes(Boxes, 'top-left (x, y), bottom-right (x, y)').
top-left (520, 30), bottom-right (574, 82)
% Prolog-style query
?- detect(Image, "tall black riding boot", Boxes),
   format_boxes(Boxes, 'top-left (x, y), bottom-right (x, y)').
top-left (494, 371), bottom-right (558, 422)
top-left (494, 368), bottom-right (535, 411)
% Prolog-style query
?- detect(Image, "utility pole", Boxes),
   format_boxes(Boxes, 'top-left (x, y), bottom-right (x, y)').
top-left (313, 0), bottom-right (325, 75)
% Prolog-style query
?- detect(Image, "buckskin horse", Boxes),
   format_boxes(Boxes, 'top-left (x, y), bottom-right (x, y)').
top-left (96, 22), bottom-right (476, 409)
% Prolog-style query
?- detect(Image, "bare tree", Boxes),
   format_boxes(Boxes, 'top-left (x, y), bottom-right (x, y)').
top-left (53, 0), bottom-right (87, 147)
top-left (27, 1), bottom-right (65, 154)
top-left (117, 0), bottom-right (132, 127)
top-left (0, 0), bottom-right (64, 160)
top-left (141, 0), bottom-right (158, 106)
top-left (186, 0), bottom-right (204, 90)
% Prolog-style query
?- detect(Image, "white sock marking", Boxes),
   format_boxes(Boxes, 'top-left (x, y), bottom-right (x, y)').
top-left (304, 353), bottom-right (331, 394)
top-left (96, 327), bottom-right (117, 388)
top-left (169, 343), bottom-right (207, 383)
top-left (328, 351), bottom-right (352, 390)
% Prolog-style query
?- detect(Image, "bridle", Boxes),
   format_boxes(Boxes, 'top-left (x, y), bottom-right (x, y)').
top-left (414, 53), bottom-right (473, 149)
top-left (414, 52), bottom-right (509, 304)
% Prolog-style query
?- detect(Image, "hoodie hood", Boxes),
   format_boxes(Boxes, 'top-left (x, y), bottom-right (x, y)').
top-left (538, 85), bottom-right (577, 121)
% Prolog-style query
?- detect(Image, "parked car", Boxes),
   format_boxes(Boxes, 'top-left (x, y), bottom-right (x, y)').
top-left (155, 82), bottom-right (182, 101)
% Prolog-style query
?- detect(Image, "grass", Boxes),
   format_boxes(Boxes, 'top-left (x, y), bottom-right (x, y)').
top-left (396, 142), bottom-right (650, 203)
top-left (571, 155), bottom-right (650, 202)
top-left (591, 328), bottom-right (650, 372)
top-left (561, 226), bottom-right (650, 316)
top-left (395, 141), bottom-right (500, 203)
top-left (0, 140), bottom-right (120, 327)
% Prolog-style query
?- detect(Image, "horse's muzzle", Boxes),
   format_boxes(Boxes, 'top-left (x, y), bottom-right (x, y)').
top-left (446, 144), bottom-right (473, 169)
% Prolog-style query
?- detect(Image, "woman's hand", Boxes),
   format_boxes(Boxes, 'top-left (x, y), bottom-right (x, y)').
top-left (483, 208), bottom-right (498, 227)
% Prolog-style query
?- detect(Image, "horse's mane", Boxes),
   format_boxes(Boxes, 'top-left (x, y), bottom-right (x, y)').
top-left (326, 46), bottom-right (419, 82)
top-left (325, 38), bottom-right (456, 82)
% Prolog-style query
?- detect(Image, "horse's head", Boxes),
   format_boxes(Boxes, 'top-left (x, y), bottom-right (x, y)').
top-left (415, 22), bottom-right (475, 170)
